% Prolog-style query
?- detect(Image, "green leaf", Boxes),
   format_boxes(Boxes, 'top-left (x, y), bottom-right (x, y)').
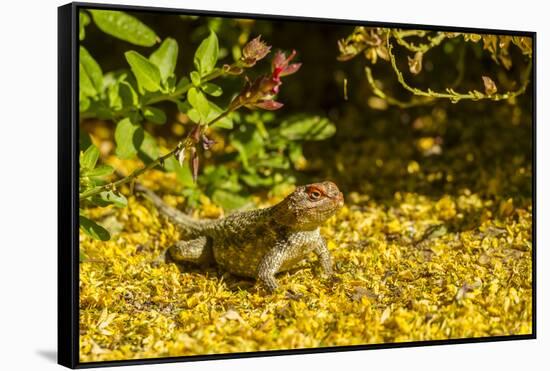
top-left (79, 131), bottom-right (93, 151)
top-left (208, 101), bottom-right (233, 129)
top-left (190, 71), bottom-right (201, 86)
top-left (187, 108), bottom-right (201, 123)
top-left (102, 71), bottom-right (118, 89)
top-left (86, 100), bottom-right (114, 120)
top-left (79, 11), bottom-right (90, 41)
top-left (165, 76), bottom-right (176, 91)
top-left (212, 189), bottom-right (251, 211)
top-left (194, 31), bottom-right (219, 76)
top-left (128, 110), bottom-right (143, 124)
top-left (106, 73), bottom-right (127, 110)
top-left (125, 50), bottom-right (162, 93)
top-left (180, 188), bottom-right (201, 208)
top-left (115, 118), bottom-right (140, 159)
top-left (149, 38), bottom-right (178, 82)
top-left (175, 76), bottom-right (191, 95)
top-left (80, 46), bottom-right (103, 96)
top-left (79, 248), bottom-right (88, 263)
top-left (107, 84), bottom-right (122, 110)
top-left (80, 96), bottom-right (91, 111)
top-left (288, 142), bottom-right (303, 165)
top-left (230, 142), bottom-right (248, 170)
top-left (119, 80), bottom-right (139, 107)
top-left (230, 124), bottom-right (264, 168)
top-left (257, 156), bottom-right (289, 169)
top-left (201, 82), bottom-right (222, 97)
top-left (142, 106), bottom-right (167, 124)
top-left (80, 215), bottom-right (110, 241)
top-left (89, 10), bottom-right (158, 47)
top-left (201, 166), bottom-right (241, 193)
top-left (164, 157), bottom-right (195, 187)
top-left (99, 190), bottom-right (127, 208)
top-left (137, 130), bottom-right (159, 164)
top-left (81, 144), bottom-right (99, 170)
top-left (241, 172), bottom-right (276, 187)
top-left (84, 164), bottom-right (114, 178)
top-left (187, 87), bottom-right (210, 122)
top-left (277, 115), bottom-right (336, 141)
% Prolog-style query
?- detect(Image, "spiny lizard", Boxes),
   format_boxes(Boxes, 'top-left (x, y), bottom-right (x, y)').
top-left (136, 181), bottom-right (344, 292)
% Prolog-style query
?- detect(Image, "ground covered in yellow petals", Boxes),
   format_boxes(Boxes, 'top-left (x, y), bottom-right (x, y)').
top-left (79, 169), bottom-right (532, 362)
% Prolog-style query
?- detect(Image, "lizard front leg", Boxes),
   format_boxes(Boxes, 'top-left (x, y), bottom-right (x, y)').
top-left (314, 237), bottom-right (333, 278)
top-left (256, 241), bottom-right (288, 292)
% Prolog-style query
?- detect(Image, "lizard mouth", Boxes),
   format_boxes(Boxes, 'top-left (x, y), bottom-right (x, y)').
top-left (335, 192), bottom-right (344, 208)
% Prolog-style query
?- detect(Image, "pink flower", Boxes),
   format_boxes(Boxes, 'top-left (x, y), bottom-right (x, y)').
top-left (254, 100), bottom-right (283, 110)
top-left (270, 50), bottom-right (302, 93)
top-left (229, 76), bottom-right (284, 111)
top-left (229, 50), bottom-right (302, 112)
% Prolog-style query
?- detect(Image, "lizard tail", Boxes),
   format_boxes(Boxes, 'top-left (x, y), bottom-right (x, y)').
top-left (134, 182), bottom-right (206, 237)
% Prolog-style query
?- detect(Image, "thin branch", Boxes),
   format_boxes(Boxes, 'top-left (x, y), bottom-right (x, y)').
top-left (79, 107), bottom-right (238, 201)
top-left (394, 29), bottom-right (428, 38)
top-left (386, 34), bottom-right (532, 103)
top-left (365, 67), bottom-right (434, 108)
top-left (450, 42), bottom-right (466, 88)
top-left (392, 30), bottom-right (449, 53)
top-left (201, 68), bottom-right (225, 83)
top-left (79, 141), bottom-right (187, 200)
top-left (143, 87), bottom-right (190, 106)
top-left (364, 41), bottom-right (469, 108)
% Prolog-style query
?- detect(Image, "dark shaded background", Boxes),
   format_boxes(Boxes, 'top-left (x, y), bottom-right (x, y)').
top-left (82, 11), bottom-right (533, 205)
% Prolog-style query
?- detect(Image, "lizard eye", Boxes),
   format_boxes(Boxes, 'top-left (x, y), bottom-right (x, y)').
top-left (309, 190), bottom-right (322, 200)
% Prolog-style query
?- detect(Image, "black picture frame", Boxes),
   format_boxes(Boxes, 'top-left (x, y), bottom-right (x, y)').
top-left (58, 2), bottom-right (537, 368)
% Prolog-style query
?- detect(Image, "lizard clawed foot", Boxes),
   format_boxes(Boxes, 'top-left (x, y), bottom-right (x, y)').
top-left (150, 249), bottom-right (170, 267)
top-left (285, 289), bottom-right (304, 300)
top-left (254, 284), bottom-right (277, 296)
top-left (257, 273), bottom-right (280, 295)
top-left (321, 274), bottom-right (341, 290)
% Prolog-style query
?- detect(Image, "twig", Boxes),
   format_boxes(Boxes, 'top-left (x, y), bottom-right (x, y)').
top-left (450, 42), bottom-right (466, 88)
top-left (79, 141), bottom-right (187, 200)
top-left (392, 30), bottom-right (449, 54)
top-left (365, 66), bottom-right (434, 108)
top-left (386, 33), bottom-right (532, 103)
top-left (79, 108), bottom-right (237, 201)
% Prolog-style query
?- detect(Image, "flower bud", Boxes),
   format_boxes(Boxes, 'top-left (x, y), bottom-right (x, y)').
top-left (201, 134), bottom-right (215, 150)
top-left (241, 36), bottom-right (271, 67)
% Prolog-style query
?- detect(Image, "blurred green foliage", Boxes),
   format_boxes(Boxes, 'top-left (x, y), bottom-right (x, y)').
top-left (78, 10), bottom-right (336, 239)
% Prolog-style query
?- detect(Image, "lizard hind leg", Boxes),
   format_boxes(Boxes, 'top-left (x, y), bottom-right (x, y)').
top-left (166, 236), bottom-right (214, 266)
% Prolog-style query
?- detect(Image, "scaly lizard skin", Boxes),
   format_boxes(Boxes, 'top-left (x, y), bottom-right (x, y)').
top-left (136, 181), bottom-right (344, 292)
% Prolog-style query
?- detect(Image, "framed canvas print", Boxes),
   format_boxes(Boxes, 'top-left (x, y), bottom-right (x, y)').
top-left (58, 2), bottom-right (536, 368)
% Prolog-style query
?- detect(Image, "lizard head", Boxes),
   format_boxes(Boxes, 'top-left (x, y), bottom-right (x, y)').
top-left (273, 181), bottom-right (344, 230)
